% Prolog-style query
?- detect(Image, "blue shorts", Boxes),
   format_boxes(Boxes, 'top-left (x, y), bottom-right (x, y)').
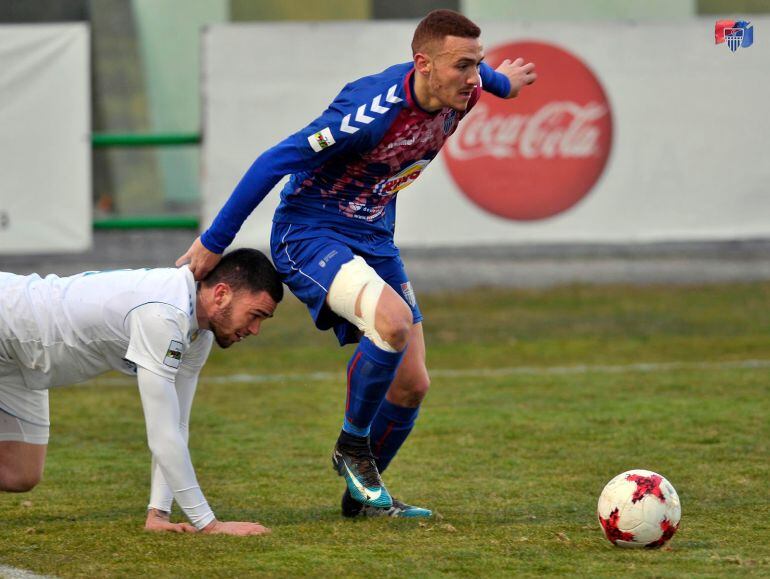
top-left (270, 221), bottom-right (422, 346)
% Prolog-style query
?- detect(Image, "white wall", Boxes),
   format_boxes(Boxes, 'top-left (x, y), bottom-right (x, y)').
top-left (462, 0), bottom-right (696, 20)
top-left (0, 24), bottom-right (91, 254)
top-left (202, 19), bottom-right (769, 249)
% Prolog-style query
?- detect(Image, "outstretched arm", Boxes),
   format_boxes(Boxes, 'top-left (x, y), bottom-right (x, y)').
top-left (137, 367), bottom-right (215, 530)
top-left (137, 367), bottom-right (270, 535)
top-left (177, 86), bottom-right (373, 280)
top-left (145, 363), bottom-right (199, 533)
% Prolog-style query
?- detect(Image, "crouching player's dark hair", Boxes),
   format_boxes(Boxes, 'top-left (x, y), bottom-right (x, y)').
top-left (202, 248), bottom-right (283, 304)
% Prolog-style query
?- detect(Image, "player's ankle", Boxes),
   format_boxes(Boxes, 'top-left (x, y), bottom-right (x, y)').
top-left (337, 429), bottom-right (369, 448)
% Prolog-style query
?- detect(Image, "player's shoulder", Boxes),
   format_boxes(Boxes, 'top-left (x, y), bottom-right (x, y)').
top-left (313, 62), bottom-right (412, 141)
top-left (295, 62), bottom-right (414, 154)
top-left (121, 267), bottom-right (196, 322)
top-left (127, 300), bottom-right (191, 328)
top-left (342, 62), bottom-right (412, 94)
top-left (333, 62), bottom-right (412, 110)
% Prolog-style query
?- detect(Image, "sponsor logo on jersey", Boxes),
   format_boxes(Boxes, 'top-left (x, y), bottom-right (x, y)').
top-left (445, 41), bottom-right (613, 221)
top-left (400, 281), bottom-right (416, 308)
top-left (308, 127), bottom-right (336, 153)
top-left (163, 340), bottom-right (184, 369)
top-left (373, 159), bottom-right (430, 196)
top-left (387, 130), bottom-right (434, 149)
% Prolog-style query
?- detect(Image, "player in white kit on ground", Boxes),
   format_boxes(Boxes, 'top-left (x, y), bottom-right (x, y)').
top-left (0, 248), bottom-right (283, 535)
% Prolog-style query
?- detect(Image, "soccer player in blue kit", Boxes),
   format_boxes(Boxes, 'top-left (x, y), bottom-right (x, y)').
top-left (178, 9), bottom-right (536, 518)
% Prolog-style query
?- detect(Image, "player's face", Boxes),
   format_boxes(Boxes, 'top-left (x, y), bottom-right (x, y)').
top-left (209, 289), bottom-right (277, 348)
top-left (428, 35), bottom-right (484, 111)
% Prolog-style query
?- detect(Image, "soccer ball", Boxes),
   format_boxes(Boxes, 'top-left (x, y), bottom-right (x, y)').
top-left (597, 469), bottom-right (681, 548)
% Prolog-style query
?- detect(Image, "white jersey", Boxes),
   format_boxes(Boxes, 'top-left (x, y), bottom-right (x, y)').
top-left (0, 267), bottom-right (213, 389)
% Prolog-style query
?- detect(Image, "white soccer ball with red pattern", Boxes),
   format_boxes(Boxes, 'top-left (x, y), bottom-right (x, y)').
top-left (597, 469), bottom-right (681, 548)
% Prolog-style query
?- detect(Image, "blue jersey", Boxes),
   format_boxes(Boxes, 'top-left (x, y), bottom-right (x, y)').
top-left (202, 62), bottom-right (511, 253)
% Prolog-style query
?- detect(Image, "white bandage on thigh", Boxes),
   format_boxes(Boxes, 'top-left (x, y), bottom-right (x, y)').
top-left (327, 256), bottom-right (396, 352)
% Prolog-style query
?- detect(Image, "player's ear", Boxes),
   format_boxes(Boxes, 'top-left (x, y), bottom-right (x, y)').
top-left (414, 52), bottom-right (432, 75)
top-left (213, 282), bottom-right (233, 307)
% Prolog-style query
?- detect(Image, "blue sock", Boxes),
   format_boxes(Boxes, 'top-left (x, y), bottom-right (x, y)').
top-left (370, 399), bottom-right (420, 473)
top-left (343, 337), bottom-right (405, 438)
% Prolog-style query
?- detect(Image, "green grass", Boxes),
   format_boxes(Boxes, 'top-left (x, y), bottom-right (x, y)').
top-left (2, 283), bottom-right (769, 577)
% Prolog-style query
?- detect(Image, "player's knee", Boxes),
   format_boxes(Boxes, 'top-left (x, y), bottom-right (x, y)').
top-left (0, 467), bottom-right (40, 492)
top-left (401, 371), bottom-right (431, 406)
top-left (413, 372), bottom-right (431, 401)
top-left (374, 299), bottom-right (412, 351)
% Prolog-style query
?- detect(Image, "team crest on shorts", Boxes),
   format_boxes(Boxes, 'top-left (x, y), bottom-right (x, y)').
top-left (400, 281), bottom-right (416, 308)
top-left (164, 340), bottom-right (184, 369)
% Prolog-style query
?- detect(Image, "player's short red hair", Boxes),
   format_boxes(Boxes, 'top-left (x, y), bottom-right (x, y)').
top-left (411, 9), bottom-right (481, 56)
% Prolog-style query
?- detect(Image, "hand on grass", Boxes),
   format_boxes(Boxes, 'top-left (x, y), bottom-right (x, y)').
top-left (201, 520), bottom-right (272, 536)
top-left (144, 508), bottom-right (197, 533)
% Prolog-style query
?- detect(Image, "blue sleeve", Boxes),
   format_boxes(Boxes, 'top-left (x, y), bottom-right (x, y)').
top-left (200, 93), bottom-right (371, 253)
top-left (479, 62), bottom-right (511, 99)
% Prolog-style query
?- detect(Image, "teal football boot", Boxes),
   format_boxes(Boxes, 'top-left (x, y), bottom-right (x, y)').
top-left (332, 431), bottom-right (392, 509)
top-left (341, 488), bottom-right (433, 518)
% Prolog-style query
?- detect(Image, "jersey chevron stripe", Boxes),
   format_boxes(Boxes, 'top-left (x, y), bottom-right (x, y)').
top-left (339, 113), bottom-right (359, 134)
top-left (385, 84), bottom-right (402, 103)
top-left (370, 94), bottom-right (390, 114)
top-left (355, 104), bottom-right (374, 124)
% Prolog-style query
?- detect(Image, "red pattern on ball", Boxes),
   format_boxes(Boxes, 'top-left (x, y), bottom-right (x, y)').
top-left (645, 518), bottom-right (679, 549)
top-left (626, 473), bottom-right (665, 503)
top-left (599, 508), bottom-right (635, 544)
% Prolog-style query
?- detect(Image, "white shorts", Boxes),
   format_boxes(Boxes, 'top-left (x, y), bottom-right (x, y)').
top-left (0, 360), bottom-right (50, 445)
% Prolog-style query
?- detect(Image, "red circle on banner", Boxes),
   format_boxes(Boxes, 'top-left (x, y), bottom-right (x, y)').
top-left (444, 41), bottom-right (613, 221)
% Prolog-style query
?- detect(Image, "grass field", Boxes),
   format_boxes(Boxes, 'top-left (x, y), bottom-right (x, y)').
top-left (2, 283), bottom-right (769, 577)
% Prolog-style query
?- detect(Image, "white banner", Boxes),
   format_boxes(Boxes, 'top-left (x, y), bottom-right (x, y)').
top-left (0, 24), bottom-right (91, 254)
top-left (202, 20), bottom-right (769, 248)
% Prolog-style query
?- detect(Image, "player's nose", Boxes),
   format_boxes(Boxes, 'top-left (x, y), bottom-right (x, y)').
top-left (246, 319), bottom-right (262, 337)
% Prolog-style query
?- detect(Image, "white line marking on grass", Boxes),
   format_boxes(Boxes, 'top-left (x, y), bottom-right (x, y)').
top-left (91, 359), bottom-right (770, 387)
top-left (0, 565), bottom-right (57, 579)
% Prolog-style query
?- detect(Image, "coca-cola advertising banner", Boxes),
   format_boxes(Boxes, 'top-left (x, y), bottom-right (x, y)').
top-left (202, 20), bottom-right (769, 248)
top-left (445, 41), bottom-right (613, 221)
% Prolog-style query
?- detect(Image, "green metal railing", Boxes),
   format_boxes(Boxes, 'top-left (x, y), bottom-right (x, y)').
top-left (92, 132), bottom-right (201, 148)
top-left (91, 132), bottom-right (202, 229)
